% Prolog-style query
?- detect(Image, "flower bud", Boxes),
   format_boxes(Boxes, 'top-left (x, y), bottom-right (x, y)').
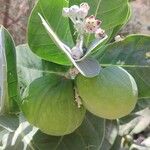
top-left (79, 3), bottom-right (90, 19)
top-left (95, 28), bottom-right (105, 38)
top-left (71, 46), bottom-right (83, 60)
top-left (80, 3), bottom-right (90, 10)
top-left (69, 5), bottom-right (80, 17)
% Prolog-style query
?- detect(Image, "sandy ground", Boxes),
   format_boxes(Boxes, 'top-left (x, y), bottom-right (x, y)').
top-left (121, 0), bottom-right (150, 35)
top-left (0, 0), bottom-right (35, 44)
top-left (0, 0), bottom-right (150, 45)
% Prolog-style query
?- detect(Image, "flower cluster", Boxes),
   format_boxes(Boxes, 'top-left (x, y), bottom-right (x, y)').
top-left (62, 3), bottom-right (107, 60)
top-left (38, 3), bottom-right (107, 78)
top-left (62, 3), bottom-right (105, 38)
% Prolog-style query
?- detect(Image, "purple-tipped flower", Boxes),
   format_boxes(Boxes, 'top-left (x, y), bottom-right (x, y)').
top-left (84, 15), bottom-right (102, 33)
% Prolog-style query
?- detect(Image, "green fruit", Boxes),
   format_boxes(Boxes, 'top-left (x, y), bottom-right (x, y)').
top-left (76, 66), bottom-right (138, 119)
top-left (21, 74), bottom-right (86, 136)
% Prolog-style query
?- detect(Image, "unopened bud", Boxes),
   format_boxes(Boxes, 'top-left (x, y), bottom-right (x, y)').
top-left (69, 5), bottom-right (80, 16)
top-left (79, 3), bottom-right (90, 18)
top-left (71, 46), bottom-right (83, 60)
top-left (80, 3), bottom-right (90, 11)
top-left (95, 28), bottom-right (105, 38)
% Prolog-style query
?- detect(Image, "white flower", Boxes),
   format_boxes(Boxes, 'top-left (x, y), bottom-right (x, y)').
top-left (61, 3), bottom-right (107, 61)
top-left (69, 5), bottom-right (80, 17)
top-left (78, 3), bottom-right (90, 19)
top-left (84, 15), bottom-right (101, 33)
top-left (62, 3), bottom-right (90, 33)
top-left (62, 3), bottom-right (104, 36)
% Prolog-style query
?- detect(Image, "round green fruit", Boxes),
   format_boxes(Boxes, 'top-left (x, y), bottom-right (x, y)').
top-left (76, 66), bottom-right (138, 119)
top-left (21, 74), bottom-right (86, 136)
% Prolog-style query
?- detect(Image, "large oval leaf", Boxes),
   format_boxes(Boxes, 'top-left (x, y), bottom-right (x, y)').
top-left (28, 0), bottom-right (74, 65)
top-left (21, 74), bottom-right (86, 136)
top-left (98, 35), bottom-right (150, 98)
top-left (30, 114), bottom-right (118, 150)
top-left (16, 44), bottom-right (69, 95)
top-left (0, 26), bottom-right (19, 114)
top-left (1, 113), bottom-right (118, 150)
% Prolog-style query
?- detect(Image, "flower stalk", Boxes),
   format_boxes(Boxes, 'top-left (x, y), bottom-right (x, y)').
top-left (62, 2), bottom-right (107, 60)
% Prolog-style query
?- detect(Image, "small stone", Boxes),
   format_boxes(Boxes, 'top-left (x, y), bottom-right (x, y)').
top-left (146, 52), bottom-right (150, 58)
top-left (115, 35), bottom-right (123, 42)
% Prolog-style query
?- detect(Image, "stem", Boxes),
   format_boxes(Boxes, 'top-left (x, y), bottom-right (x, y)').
top-left (73, 80), bottom-right (82, 108)
top-left (76, 34), bottom-right (84, 54)
top-left (70, 16), bottom-right (77, 25)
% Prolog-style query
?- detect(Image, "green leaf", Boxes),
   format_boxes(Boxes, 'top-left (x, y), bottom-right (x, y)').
top-left (134, 98), bottom-right (150, 112)
top-left (30, 113), bottom-right (118, 150)
top-left (119, 108), bottom-right (150, 136)
top-left (130, 144), bottom-right (150, 150)
top-left (130, 108), bottom-right (150, 135)
top-left (16, 44), bottom-right (69, 75)
top-left (1, 113), bottom-right (118, 150)
top-left (0, 114), bottom-right (19, 132)
top-left (119, 114), bottom-right (139, 126)
top-left (69, 0), bottom-right (130, 45)
top-left (107, 4), bottom-right (131, 43)
top-left (28, 0), bottom-right (74, 65)
top-left (16, 44), bottom-right (69, 96)
top-left (110, 136), bottom-right (122, 150)
top-left (30, 118), bottom-right (117, 150)
top-left (0, 115), bottom-right (38, 150)
top-left (0, 26), bottom-right (19, 114)
top-left (98, 35), bottom-right (150, 98)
